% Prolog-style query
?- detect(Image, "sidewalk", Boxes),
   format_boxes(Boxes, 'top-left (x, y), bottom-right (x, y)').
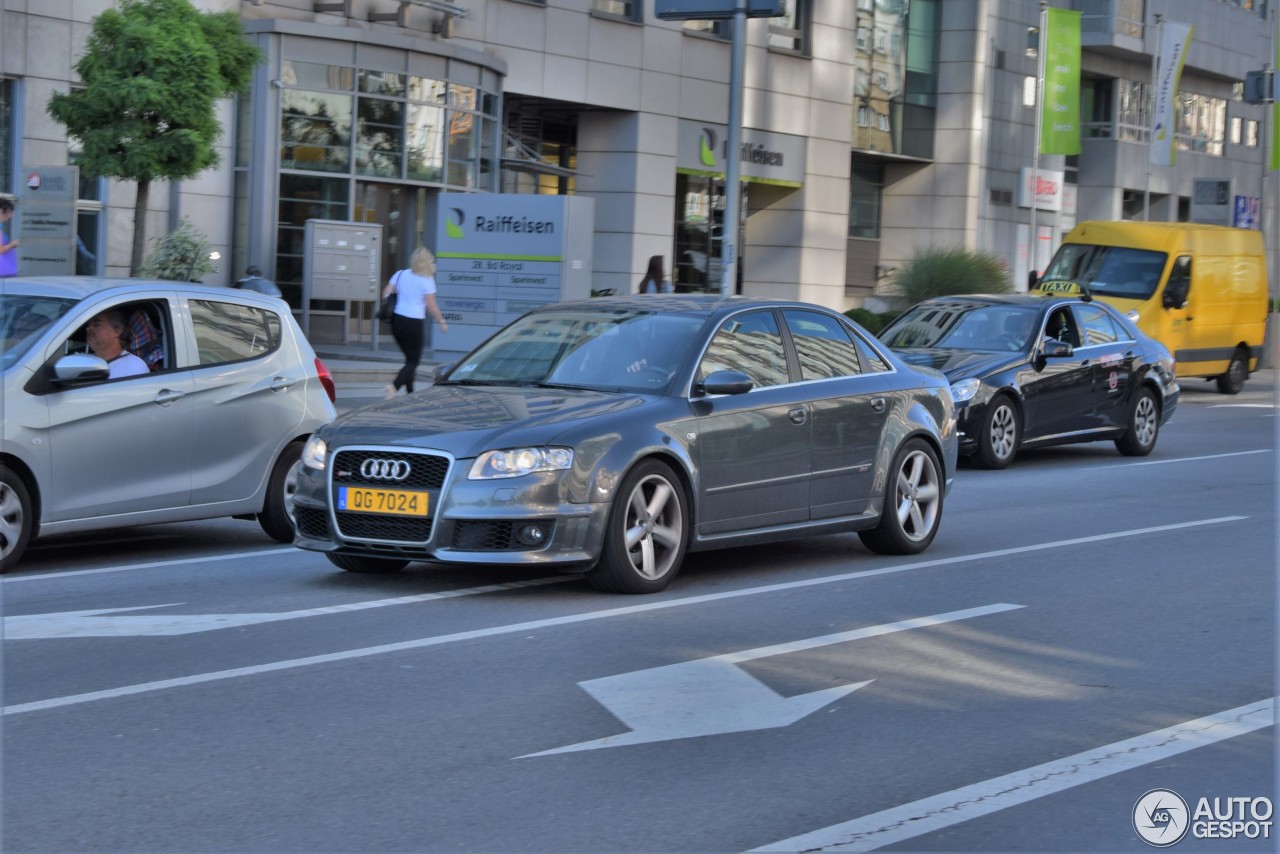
top-left (313, 340), bottom-right (468, 405)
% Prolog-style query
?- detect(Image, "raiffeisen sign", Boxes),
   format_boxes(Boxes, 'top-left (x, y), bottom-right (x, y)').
top-left (676, 120), bottom-right (806, 188)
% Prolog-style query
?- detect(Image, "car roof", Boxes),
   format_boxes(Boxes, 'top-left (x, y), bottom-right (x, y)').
top-left (0, 276), bottom-right (283, 304)
top-left (537, 293), bottom-right (822, 318)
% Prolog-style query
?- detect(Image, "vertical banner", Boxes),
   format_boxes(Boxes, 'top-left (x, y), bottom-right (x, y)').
top-left (1040, 8), bottom-right (1081, 156)
top-left (1151, 21), bottom-right (1193, 167)
top-left (1272, 14), bottom-right (1280, 170)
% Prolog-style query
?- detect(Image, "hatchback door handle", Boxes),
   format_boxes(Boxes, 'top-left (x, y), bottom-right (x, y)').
top-left (153, 389), bottom-right (186, 406)
top-left (271, 376), bottom-right (299, 392)
top-left (788, 407), bottom-right (807, 425)
top-left (871, 397), bottom-right (886, 413)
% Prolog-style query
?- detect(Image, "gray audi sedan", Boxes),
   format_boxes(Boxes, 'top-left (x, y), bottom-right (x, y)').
top-left (1, 277), bottom-right (336, 573)
top-left (293, 295), bottom-right (957, 593)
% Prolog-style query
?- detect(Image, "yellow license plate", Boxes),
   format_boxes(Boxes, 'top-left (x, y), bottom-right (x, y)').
top-left (337, 486), bottom-right (430, 517)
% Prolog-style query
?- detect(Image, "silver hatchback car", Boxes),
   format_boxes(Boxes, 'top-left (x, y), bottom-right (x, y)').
top-left (0, 277), bottom-right (337, 572)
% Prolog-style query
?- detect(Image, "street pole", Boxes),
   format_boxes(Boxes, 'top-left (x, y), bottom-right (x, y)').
top-left (1144, 13), bottom-right (1163, 221)
top-left (1030, 3), bottom-right (1046, 282)
top-left (720, 1), bottom-right (747, 296)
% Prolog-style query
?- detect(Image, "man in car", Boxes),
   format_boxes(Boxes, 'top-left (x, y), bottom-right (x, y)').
top-left (86, 310), bottom-right (149, 378)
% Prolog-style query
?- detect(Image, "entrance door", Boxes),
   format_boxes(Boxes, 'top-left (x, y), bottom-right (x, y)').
top-left (354, 183), bottom-right (438, 337)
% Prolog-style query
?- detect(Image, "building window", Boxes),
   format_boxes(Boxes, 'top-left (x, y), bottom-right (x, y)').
top-left (1247, 118), bottom-right (1260, 147)
top-left (849, 160), bottom-right (883, 239)
top-left (768, 1), bottom-right (809, 53)
top-left (683, 19), bottom-right (729, 39)
top-left (1175, 92), bottom-right (1226, 156)
top-left (591, 0), bottom-right (638, 20)
top-left (0, 78), bottom-right (13, 196)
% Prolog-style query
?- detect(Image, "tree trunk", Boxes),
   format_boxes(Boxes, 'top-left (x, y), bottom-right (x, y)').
top-left (131, 179), bottom-right (150, 276)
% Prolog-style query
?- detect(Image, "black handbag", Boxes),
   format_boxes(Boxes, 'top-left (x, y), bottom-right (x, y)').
top-left (378, 271), bottom-right (400, 322)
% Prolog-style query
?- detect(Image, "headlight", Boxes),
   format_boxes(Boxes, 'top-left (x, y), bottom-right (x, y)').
top-left (469, 447), bottom-right (574, 479)
top-left (949, 378), bottom-right (982, 404)
top-left (301, 435), bottom-right (328, 471)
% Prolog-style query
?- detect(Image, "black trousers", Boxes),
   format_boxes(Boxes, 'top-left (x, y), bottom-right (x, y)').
top-left (391, 313), bottom-right (425, 392)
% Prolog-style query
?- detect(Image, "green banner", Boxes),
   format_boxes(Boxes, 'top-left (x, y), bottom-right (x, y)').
top-left (1273, 22), bottom-right (1280, 170)
top-left (1040, 8), bottom-right (1081, 156)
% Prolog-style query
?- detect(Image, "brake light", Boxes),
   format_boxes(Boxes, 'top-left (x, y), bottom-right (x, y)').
top-left (314, 357), bottom-right (336, 403)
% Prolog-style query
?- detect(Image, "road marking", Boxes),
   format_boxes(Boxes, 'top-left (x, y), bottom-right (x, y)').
top-left (1, 547), bottom-right (299, 583)
top-left (521, 604), bottom-right (1024, 756)
top-left (1206, 403), bottom-right (1278, 409)
top-left (3, 516), bottom-right (1247, 715)
top-left (3, 577), bottom-right (574, 638)
top-left (1081, 449), bottom-right (1270, 470)
top-left (749, 698), bottom-right (1276, 852)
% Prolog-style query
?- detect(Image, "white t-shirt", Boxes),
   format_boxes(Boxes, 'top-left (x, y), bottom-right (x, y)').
top-left (391, 269), bottom-right (437, 320)
top-left (108, 351), bottom-right (149, 379)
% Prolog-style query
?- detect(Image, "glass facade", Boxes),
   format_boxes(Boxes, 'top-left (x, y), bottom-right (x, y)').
top-left (852, 0), bottom-right (936, 159)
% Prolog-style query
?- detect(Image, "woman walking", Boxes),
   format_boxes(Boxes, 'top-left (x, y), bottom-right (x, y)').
top-left (383, 246), bottom-right (448, 398)
top-left (637, 254), bottom-right (673, 294)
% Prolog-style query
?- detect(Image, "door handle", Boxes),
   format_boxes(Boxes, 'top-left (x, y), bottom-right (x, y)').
top-left (870, 397), bottom-right (886, 414)
top-left (153, 389), bottom-right (186, 406)
top-left (270, 376), bottom-right (299, 392)
top-left (788, 407), bottom-right (807, 425)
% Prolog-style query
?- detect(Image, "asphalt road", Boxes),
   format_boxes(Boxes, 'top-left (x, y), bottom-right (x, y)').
top-left (2, 375), bottom-right (1275, 852)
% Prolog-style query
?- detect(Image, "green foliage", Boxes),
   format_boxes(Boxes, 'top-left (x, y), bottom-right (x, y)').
top-left (843, 308), bottom-right (902, 334)
top-left (138, 218), bottom-right (215, 282)
top-left (886, 246), bottom-right (1013, 306)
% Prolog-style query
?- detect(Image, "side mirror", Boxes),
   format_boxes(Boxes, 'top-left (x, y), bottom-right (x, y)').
top-left (1041, 339), bottom-right (1073, 358)
top-left (431, 363), bottom-right (453, 382)
top-left (51, 353), bottom-right (110, 385)
top-left (699, 369), bottom-right (754, 396)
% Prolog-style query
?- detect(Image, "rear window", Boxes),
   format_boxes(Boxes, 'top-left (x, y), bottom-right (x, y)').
top-left (190, 300), bottom-right (282, 365)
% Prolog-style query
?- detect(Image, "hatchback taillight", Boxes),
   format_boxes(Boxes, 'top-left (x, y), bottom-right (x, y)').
top-left (314, 357), bottom-right (336, 403)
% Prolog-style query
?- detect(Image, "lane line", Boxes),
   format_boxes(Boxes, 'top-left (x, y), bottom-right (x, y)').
top-left (1080, 449), bottom-right (1271, 470)
top-left (749, 698), bottom-right (1276, 852)
top-left (3, 516), bottom-right (1247, 716)
top-left (2, 547), bottom-right (299, 584)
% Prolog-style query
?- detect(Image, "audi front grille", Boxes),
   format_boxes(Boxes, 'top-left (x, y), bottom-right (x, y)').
top-left (330, 448), bottom-right (451, 544)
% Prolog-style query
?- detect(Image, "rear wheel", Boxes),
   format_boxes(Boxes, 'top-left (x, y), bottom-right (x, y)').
top-left (326, 553), bottom-right (410, 574)
top-left (975, 395), bottom-right (1019, 469)
top-left (859, 439), bottom-right (943, 555)
top-left (1115, 386), bottom-right (1159, 456)
top-left (258, 442), bottom-right (303, 542)
top-left (1215, 348), bottom-right (1248, 395)
top-left (587, 460), bottom-right (688, 594)
top-left (0, 468), bottom-right (34, 574)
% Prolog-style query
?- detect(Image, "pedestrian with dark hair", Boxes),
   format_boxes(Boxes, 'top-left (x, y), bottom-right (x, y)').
top-left (233, 265), bottom-right (282, 297)
top-left (637, 254), bottom-right (673, 294)
top-left (0, 199), bottom-right (19, 278)
top-left (383, 246), bottom-right (448, 398)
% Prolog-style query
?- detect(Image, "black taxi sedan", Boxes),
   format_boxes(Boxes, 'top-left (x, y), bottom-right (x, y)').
top-left (878, 294), bottom-right (1178, 469)
top-left (292, 295), bottom-right (957, 593)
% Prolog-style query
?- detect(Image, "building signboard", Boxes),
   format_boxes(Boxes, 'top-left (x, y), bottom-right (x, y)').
top-left (676, 120), bottom-right (806, 187)
top-left (1018, 167), bottom-right (1064, 212)
top-left (17, 166), bottom-right (77, 276)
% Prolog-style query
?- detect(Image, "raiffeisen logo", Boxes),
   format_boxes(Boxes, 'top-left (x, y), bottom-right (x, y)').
top-left (445, 207), bottom-right (465, 239)
top-left (699, 128), bottom-right (717, 167)
top-left (740, 141), bottom-right (784, 167)
top-left (473, 214), bottom-right (556, 235)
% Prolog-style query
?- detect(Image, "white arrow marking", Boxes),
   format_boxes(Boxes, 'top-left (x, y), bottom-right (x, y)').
top-left (521, 603), bottom-right (1024, 756)
top-left (3, 576), bottom-right (571, 639)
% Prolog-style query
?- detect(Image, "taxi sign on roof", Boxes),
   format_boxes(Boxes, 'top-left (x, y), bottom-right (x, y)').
top-left (1032, 279), bottom-right (1082, 295)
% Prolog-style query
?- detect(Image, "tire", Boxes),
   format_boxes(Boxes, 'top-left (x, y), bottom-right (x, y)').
top-left (1115, 386), bottom-right (1160, 456)
top-left (1215, 348), bottom-right (1248, 395)
top-left (326, 553), bottom-right (410, 574)
top-left (258, 442), bottom-right (303, 542)
top-left (0, 468), bottom-right (34, 574)
top-left (586, 460), bottom-right (688, 594)
top-left (859, 438), bottom-right (944, 555)
top-left (975, 395), bottom-right (1019, 470)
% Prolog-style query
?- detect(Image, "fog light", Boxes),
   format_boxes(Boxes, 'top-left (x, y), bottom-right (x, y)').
top-left (516, 524), bottom-right (547, 546)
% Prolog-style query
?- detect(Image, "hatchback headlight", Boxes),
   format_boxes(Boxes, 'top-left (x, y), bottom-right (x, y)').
top-left (469, 447), bottom-right (574, 479)
top-left (949, 378), bottom-right (982, 404)
top-left (302, 435), bottom-right (328, 471)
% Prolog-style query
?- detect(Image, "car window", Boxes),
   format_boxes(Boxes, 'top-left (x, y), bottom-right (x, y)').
top-left (1071, 303), bottom-right (1124, 347)
top-left (190, 300), bottom-right (282, 366)
top-left (699, 309), bottom-right (788, 388)
top-left (1044, 307), bottom-right (1079, 348)
top-left (1, 293), bottom-right (77, 369)
top-left (782, 309), bottom-right (863, 379)
top-left (57, 299), bottom-right (170, 378)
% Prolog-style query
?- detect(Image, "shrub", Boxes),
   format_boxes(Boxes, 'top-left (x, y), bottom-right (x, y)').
top-left (886, 246), bottom-right (1012, 306)
top-left (844, 307), bottom-right (902, 334)
top-left (137, 218), bottom-right (216, 282)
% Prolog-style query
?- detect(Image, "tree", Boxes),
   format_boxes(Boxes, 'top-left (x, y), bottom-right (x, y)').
top-left (47, 0), bottom-right (262, 275)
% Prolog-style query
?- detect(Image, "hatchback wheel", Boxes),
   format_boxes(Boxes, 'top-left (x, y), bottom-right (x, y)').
top-left (258, 442), bottom-right (303, 542)
top-left (976, 395), bottom-right (1019, 469)
top-left (587, 460), bottom-right (688, 594)
top-left (1215, 348), bottom-right (1248, 395)
top-left (0, 469), bottom-right (34, 574)
top-left (1116, 386), bottom-right (1159, 456)
top-left (860, 439), bottom-right (943, 555)
top-left (327, 553), bottom-right (410, 574)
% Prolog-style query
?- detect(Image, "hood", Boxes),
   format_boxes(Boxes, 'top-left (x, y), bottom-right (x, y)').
top-left (322, 383), bottom-right (651, 456)
top-left (893, 348), bottom-right (1017, 380)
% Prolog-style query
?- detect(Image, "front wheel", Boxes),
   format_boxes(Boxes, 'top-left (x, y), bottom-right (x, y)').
top-left (1115, 386), bottom-right (1159, 456)
top-left (258, 442), bottom-right (303, 542)
top-left (0, 468), bottom-right (34, 574)
top-left (1215, 348), bottom-right (1248, 395)
top-left (326, 553), bottom-right (410, 574)
top-left (860, 438), bottom-right (944, 555)
top-left (586, 460), bottom-right (688, 594)
top-left (975, 395), bottom-right (1019, 470)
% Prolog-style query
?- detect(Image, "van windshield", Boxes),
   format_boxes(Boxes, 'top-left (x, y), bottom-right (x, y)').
top-left (1043, 244), bottom-right (1167, 300)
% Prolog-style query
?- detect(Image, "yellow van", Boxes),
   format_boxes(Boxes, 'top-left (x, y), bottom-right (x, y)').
top-left (1037, 221), bottom-right (1268, 393)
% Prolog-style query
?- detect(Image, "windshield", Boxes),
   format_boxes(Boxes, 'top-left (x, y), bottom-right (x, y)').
top-left (880, 302), bottom-right (1040, 352)
top-left (445, 309), bottom-right (706, 392)
top-left (1, 292), bottom-right (78, 369)
top-left (1043, 244), bottom-right (1167, 300)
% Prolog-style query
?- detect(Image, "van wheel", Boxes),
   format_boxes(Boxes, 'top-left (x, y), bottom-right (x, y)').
top-left (258, 442), bottom-right (302, 542)
top-left (1215, 348), bottom-right (1248, 395)
top-left (0, 468), bottom-right (34, 574)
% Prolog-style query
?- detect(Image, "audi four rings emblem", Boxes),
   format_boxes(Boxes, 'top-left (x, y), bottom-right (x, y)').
top-left (359, 459), bottom-right (411, 481)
